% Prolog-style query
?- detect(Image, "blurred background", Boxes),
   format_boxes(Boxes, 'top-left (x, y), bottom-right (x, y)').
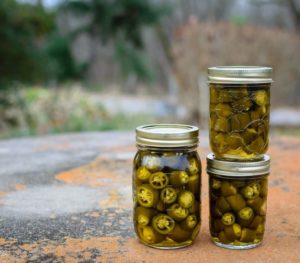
top-left (1, 0), bottom-right (300, 139)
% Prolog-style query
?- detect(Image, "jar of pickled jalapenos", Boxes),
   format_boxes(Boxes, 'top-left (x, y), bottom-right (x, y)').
top-left (133, 124), bottom-right (201, 249)
top-left (208, 66), bottom-right (273, 160)
top-left (207, 153), bottom-right (270, 249)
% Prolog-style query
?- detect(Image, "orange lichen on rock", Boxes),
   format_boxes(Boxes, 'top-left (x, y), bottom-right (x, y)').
top-left (14, 184), bottom-right (27, 191)
top-left (55, 157), bottom-right (117, 187)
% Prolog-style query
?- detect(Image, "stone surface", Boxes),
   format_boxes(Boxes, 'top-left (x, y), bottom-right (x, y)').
top-left (0, 131), bottom-right (299, 262)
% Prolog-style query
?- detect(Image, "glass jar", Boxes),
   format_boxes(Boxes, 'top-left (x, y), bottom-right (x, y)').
top-left (133, 124), bottom-right (201, 249)
top-left (208, 66), bottom-right (273, 160)
top-left (207, 153), bottom-right (270, 249)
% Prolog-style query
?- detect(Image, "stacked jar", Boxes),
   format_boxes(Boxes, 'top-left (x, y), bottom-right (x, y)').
top-left (133, 124), bottom-right (202, 249)
top-left (207, 66), bottom-right (272, 249)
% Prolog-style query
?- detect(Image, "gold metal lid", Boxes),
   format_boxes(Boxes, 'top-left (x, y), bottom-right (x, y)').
top-left (206, 153), bottom-right (270, 177)
top-left (208, 66), bottom-right (273, 84)
top-left (136, 124), bottom-right (199, 148)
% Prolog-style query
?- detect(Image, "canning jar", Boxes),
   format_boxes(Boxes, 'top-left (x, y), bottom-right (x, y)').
top-left (133, 124), bottom-right (201, 249)
top-left (208, 66), bottom-right (273, 160)
top-left (207, 153), bottom-right (270, 249)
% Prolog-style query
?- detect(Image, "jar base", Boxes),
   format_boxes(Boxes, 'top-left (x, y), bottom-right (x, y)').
top-left (212, 240), bottom-right (262, 250)
top-left (139, 239), bottom-right (193, 250)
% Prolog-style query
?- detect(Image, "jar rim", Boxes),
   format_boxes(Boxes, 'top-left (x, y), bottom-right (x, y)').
top-left (208, 66), bottom-right (273, 84)
top-left (206, 153), bottom-right (270, 177)
top-left (136, 124), bottom-right (199, 148)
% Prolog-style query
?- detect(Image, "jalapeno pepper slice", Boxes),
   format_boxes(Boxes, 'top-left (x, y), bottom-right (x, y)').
top-left (178, 190), bottom-right (195, 209)
top-left (137, 225), bottom-right (163, 244)
top-left (135, 206), bottom-right (154, 226)
top-left (149, 172), bottom-right (169, 190)
top-left (152, 214), bottom-right (175, 234)
top-left (181, 214), bottom-right (197, 230)
top-left (187, 174), bottom-right (200, 194)
top-left (170, 171), bottom-right (189, 186)
top-left (136, 167), bottom-right (151, 183)
top-left (168, 225), bottom-right (191, 243)
top-left (167, 203), bottom-right (189, 221)
top-left (241, 182), bottom-right (261, 199)
top-left (238, 207), bottom-right (254, 220)
top-left (137, 184), bottom-right (158, 208)
top-left (188, 157), bottom-right (199, 174)
top-left (222, 212), bottom-right (235, 226)
top-left (160, 187), bottom-right (177, 204)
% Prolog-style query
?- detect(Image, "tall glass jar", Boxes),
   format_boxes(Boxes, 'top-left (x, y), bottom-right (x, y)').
top-left (207, 154), bottom-right (270, 249)
top-left (208, 66), bottom-right (273, 160)
top-left (133, 124), bottom-right (201, 249)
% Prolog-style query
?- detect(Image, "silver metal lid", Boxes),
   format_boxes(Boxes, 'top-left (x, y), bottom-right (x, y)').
top-left (136, 124), bottom-right (199, 148)
top-left (208, 66), bottom-right (273, 84)
top-left (206, 153), bottom-right (270, 177)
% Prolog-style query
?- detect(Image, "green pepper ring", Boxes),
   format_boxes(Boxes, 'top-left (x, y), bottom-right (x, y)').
top-left (149, 172), bottom-right (169, 190)
top-left (152, 214), bottom-right (175, 234)
top-left (160, 187), bottom-right (177, 204)
top-left (137, 185), bottom-right (158, 208)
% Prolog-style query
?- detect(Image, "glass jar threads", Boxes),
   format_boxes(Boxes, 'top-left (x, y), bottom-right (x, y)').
top-left (208, 66), bottom-right (273, 160)
top-left (133, 124), bottom-right (201, 249)
top-left (207, 154), bottom-right (270, 249)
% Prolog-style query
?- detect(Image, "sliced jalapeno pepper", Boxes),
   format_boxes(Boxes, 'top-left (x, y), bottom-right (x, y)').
top-left (249, 215), bottom-right (263, 230)
top-left (214, 117), bottom-right (230, 133)
top-left (224, 223), bottom-right (241, 241)
top-left (214, 103), bottom-right (232, 118)
top-left (189, 200), bottom-right (199, 214)
top-left (210, 86), bottom-right (219, 103)
top-left (256, 223), bottom-right (265, 239)
top-left (136, 167), bottom-right (151, 183)
top-left (137, 225), bottom-right (164, 244)
top-left (212, 178), bottom-right (221, 190)
top-left (232, 97), bottom-right (253, 111)
top-left (149, 172), bottom-right (169, 190)
top-left (187, 174), bottom-right (200, 194)
top-left (238, 207), bottom-right (254, 227)
top-left (231, 112), bottom-right (250, 131)
top-left (167, 203), bottom-right (189, 221)
top-left (238, 207), bottom-right (254, 220)
top-left (187, 157), bottom-right (199, 174)
top-left (240, 228), bottom-right (256, 242)
top-left (216, 196), bottom-right (231, 213)
top-left (247, 197), bottom-right (266, 215)
top-left (160, 187), bottom-right (177, 205)
top-left (135, 206), bottom-right (154, 226)
top-left (168, 225), bottom-right (191, 243)
top-left (170, 171), bottom-right (189, 186)
top-left (241, 182), bottom-right (261, 199)
top-left (218, 231), bottom-right (230, 244)
top-left (255, 90), bottom-right (268, 106)
top-left (152, 214), bottom-right (175, 234)
top-left (178, 190), bottom-right (195, 209)
top-left (260, 179), bottom-right (268, 197)
top-left (222, 212), bottom-right (235, 226)
top-left (226, 194), bottom-right (246, 212)
top-left (137, 184), bottom-right (158, 208)
top-left (221, 181), bottom-right (237, 196)
top-left (181, 214), bottom-right (197, 230)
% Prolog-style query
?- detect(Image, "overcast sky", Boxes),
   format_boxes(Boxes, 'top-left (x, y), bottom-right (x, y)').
top-left (19, 0), bottom-right (63, 9)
